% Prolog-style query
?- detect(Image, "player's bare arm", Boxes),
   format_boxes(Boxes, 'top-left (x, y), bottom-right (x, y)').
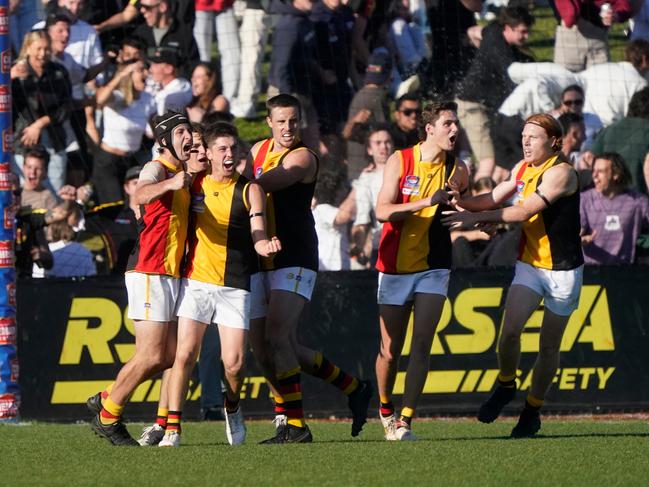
top-left (443, 164), bottom-right (578, 228)
top-left (247, 182), bottom-right (282, 257)
top-left (375, 152), bottom-right (451, 222)
top-left (255, 149), bottom-right (317, 193)
top-left (134, 163), bottom-right (191, 205)
top-left (456, 161), bottom-right (522, 212)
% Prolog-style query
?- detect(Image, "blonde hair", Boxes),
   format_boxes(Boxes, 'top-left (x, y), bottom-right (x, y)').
top-left (116, 64), bottom-right (141, 106)
top-left (17, 30), bottom-right (51, 63)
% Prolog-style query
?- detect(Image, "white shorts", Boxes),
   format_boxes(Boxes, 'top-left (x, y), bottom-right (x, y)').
top-left (176, 278), bottom-right (250, 330)
top-left (125, 272), bottom-right (180, 322)
top-left (511, 261), bottom-right (583, 316)
top-left (250, 267), bottom-right (317, 319)
top-left (377, 269), bottom-right (451, 305)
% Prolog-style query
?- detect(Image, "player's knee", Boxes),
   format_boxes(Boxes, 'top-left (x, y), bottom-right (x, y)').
top-left (138, 349), bottom-right (166, 372)
top-left (175, 347), bottom-right (199, 369)
top-left (378, 344), bottom-right (399, 364)
top-left (223, 354), bottom-right (245, 377)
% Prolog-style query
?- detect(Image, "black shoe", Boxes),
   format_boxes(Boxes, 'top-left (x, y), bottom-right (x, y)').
top-left (86, 392), bottom-right (102, 416)
top-left (259, 424), bottom-right (313, 444)
top-left (348, 380), bottom-right (373, 437)
top-left (477, 386), bottom-right (516, 423)
top-left (510, 408), bottom-right (541, 438)
top-left (200, 406), bottom-right (225, 421)
top-left (91, 415), bottom-right (139, 446)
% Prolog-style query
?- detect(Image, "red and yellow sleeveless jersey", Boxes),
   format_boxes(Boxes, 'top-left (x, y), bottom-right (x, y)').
top-left (183, 172), bottom-right (257, 291)
top-left (514, 155), bottom-right (583, 270)
top-left (127, 159), bottom-right (190, 277)
top-left (251, 138), bottom-right (319, 272)
top-left (376, 144), bottom-right (456, 274)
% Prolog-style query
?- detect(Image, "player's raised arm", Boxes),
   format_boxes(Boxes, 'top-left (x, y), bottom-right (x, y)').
top-left (247, 182), bottom-right (281, 257)
top-left (375, 152), bottom-right (450, 222)
top-left (134, 163), bottom-right (191, 205)
top-left (254, 149), bottom-right (317, 193)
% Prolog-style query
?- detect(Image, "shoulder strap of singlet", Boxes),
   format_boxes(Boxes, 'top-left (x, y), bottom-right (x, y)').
top-left (253, 138), bottom-right (273, 177)
top-left (278, 141), bottom-right (320, 181)
top-left (443, 151), bottom-right (455, 184)
top-left (396, 147), bottom-right (415, 203)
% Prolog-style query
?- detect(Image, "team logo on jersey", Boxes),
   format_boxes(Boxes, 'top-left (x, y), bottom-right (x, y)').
top-left (402, 175), bottom-right (420, 195)
top-left (512, 180), bottom-right (525, 204)
top-left (255, 166), bottom-right (263, 179)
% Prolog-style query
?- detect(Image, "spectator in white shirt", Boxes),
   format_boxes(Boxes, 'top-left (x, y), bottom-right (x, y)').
top-left (580, 39), bottom-right (649, 126)
top-left (312, 163), bottom-right (356, 271)
top-left (93, 60), bottom-right (156, 204)
top-left (34, 0), bottom-right (103, 69)
top-left (351, 124), bottom-right (393, 268)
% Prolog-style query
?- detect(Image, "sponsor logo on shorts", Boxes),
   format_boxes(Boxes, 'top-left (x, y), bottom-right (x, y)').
top-left (144, 302), bottom-right (152, 308)
top-left (286, 273), bottom-right (302, 282)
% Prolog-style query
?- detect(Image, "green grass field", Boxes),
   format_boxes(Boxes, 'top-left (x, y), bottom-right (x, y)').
top-left (3, 419), bottom-right (649, 486)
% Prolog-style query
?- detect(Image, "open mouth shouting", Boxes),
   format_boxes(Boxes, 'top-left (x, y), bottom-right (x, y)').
top-left (223, 158), bottom-right (235, 171)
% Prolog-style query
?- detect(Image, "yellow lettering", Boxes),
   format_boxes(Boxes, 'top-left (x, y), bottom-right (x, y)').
top-left (59, 298), bottom-right (122, 364)
top-left (519, 369), bottom-right (533, 390)
top-left (447, 288), bottom-right (501, 354)
top-left (562, 286), bottom-right (615, 352)
top-left (579, 367), bottom-right (596, 389)
top-left (247, 376), bottom-right (266, 399)
top-left (476, 369), bottom-right (499, 392)
top-left (460, 370), bottom-right (483, 393)
top-left (559, 368), bottom-right (578, 390)
top-left (596, 367), bottom-right (615, 389)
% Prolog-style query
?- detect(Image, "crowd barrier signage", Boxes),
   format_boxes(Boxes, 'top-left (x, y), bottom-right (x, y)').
top-left (17, 267), bottom-right (649, 421)
top-left (0, 3), bottom-right (18, 422)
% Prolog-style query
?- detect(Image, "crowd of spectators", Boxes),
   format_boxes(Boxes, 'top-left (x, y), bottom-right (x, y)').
top-left (7, 0), bottom-right (649, 278)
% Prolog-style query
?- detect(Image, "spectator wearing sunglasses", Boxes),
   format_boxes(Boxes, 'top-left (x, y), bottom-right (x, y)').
top-left (389, 93), bottom-right (421, 151)
top-left (550, 84), bottom-right (602, 150)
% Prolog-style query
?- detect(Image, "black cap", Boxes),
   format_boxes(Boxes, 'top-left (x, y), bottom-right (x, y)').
top-left (148, 47), bottom-right (180, 68)
top-left (124, 166), bottom-right (141, 181)
top-left (365, 48), bottom-right (392, 85)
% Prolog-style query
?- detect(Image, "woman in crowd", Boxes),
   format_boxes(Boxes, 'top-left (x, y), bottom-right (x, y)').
top-left (92, 60), bottom-right (156, 204)
top-left (11, 30), bottom-right (73, 192)
top-left (186, 62), bottom-right (230, 123)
